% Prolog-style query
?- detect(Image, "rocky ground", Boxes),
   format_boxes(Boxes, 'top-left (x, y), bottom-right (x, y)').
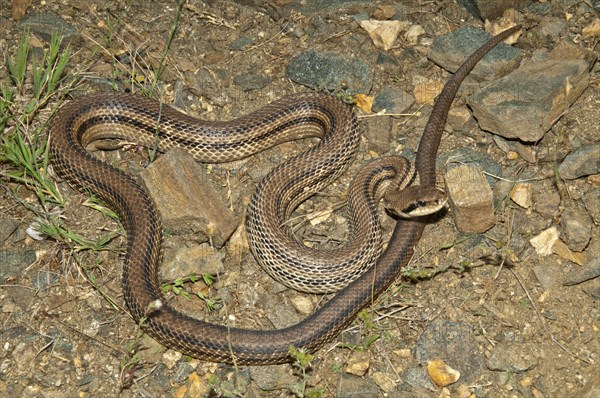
top-left (0, 0), bottom-right (599, 397)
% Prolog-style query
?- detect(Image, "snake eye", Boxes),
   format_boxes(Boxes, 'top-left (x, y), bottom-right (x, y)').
top-left (416, 200), bottom-right (427, 208)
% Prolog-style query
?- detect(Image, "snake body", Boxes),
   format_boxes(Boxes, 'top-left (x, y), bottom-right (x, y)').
top-left (50, 26), bottom-right (520, 364)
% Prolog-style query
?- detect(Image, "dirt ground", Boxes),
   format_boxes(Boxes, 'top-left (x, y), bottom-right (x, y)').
top-left (0, 0), bottom-right (598, 397)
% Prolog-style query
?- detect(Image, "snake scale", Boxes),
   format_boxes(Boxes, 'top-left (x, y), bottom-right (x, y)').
top-left (49, 25), bottom-right (521, 364)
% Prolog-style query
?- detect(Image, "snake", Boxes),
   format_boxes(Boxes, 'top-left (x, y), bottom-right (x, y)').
top-left (49, 25), bottom-right (521, 365)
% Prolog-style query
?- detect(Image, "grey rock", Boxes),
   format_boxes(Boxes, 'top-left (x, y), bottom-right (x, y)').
top-left (233, 73), bottom-right (271, 92)
top-left (0, 249), bottom-right (37, 283)
top-left (456, 0), bottom-right (528, 20)
top-left (372, 87), bottom-right (415, 115)
top-left (560, 204), bottom-right (593, 252)
top-left (400, 366), bottom-right (436, 391)
top-left (583, 188), bottom-right (600, 224)
top-left (535, 17), bottom-right (569, 40)
top-left (414, 319), bottom-right (485, 383)
top-left (429, 26), bottom-right (521, 81)
top-left (558, 143), bottom-right (600, 179)
top-left (563, 257), bottom-right (600, 286)
top-left (250, 365), bottom-right (296, 391)
top-left (286, 49), bottom-right (373, 94)
top-left (229, 36), bottom-right (254, 51)
top-left (469, 59), bottom-right (591, 142)
top-left (337, 374), bottom-right (380, 398)
top-left (0, 217), bottom-right (19, 243)
top-left (487, 343), bottom-right (539, 373)
top-left (21, 12), bottom-right (79, 45)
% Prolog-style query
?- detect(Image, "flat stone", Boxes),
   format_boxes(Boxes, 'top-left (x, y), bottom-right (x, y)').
top-left (233, 73), bottom-right (271, 92)
top-left (0, 217), bottom-right (19, 243)
top-left (364, 116), bottom-right (392, 154)
top-left (286, 49), bottom-right (373, 94)
top-left (558, 143), bottom-right (600, 179)
top-left (438, 147), bottom-right (502, 187)
top-left (456, 0), bottom-right (528, 20)
top-left (414, 320), bottom-right (485, 384)
top-left (372, 87), bottom-right (415, 116)
top-left (560, 204), bottom-right (593, 252)
top-left (563, 257), bottom-right (600, 286)
top-left (487, 343), bottom-right (539, 373)
top-left (468, 59), bottom-right (591, 142)
top-left (140, 148), bottom-right (237, 248)
top-left (337, 374), bottom-right (380, 398)
top-left (583, 189), bottom-right (600, 224)
top-left (20, 12), bottom-right (79, 45)
top-left (161, 243), bottom-right (225, 281)
top-left (250, 365), bottom-right (296, 391)
top-left (428, 26), bottom-right (521, 81)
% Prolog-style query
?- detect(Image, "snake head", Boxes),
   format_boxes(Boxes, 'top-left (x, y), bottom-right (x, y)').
top-left (383, 185), bottom-right (448, 218)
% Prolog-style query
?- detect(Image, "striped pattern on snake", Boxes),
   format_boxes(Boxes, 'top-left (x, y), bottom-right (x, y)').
top-left (49, 25), bottom-right (521, 364)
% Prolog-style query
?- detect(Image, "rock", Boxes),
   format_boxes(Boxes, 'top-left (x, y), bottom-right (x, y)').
top-left (583, 189), bottom-right (600, 224)
top-left (456, 0), bottom-right (527, 20)
top-left (438, 147), bottom-right (502, 186)
top-left (364, 116), bottom-right (393, 154)
top-left (446, 106), bottom-right (473, 132)
top-left (337, 374), bottom-right (380, 398)
top-left (532, 264), bottom-right (562, 290)
top-left (229, 36), bottom-right (254, 50)
top-left (534, 17), bottom-right (568, 40)
top-left (372, 87), bottom-right (415, 116)
top-left (532, 184), bottom-right (561, 218)
top-left (553, 240), bottom-right (586, 265)
top-left (414, 320), bottom-right (485, 384)
top-left (371, 371), bottom-right (396, 393)
top-left (140, 148), bottom-right (238, 248)
top-left (286, 49), bottom-right (373, 94)
top-left (563, 257), bottom-right (600, 286)
top-left (359, 19), bottom-right (409, 51)
top-left (427, 359), bottom-right (460, 387)
top-left (20, 12), bottom-right (79, 45)
top-left (0, 248), bottom-right (37, 283)
top-left (0, 217), bottom-right (19, 243)
top-left (510, 183), bottom-right (532, 209)
top-left (250, 365), bottom-right (296, 391)
top-left (290, 295), bottom-right (314, 315)
top-left (345, 351), bottom-right (370, 376)
top-left (233, 73), bottom-right (271, 92)
top-left (428, 26), bottom-right (521, 81)
top-left (444, 163), bottom-right (496, 233)
top-left (161, 243), bottom-right (225, 281)
top-left (560, 204), bottom-right (593, 252)
top-left (558, 143), bottom-right (600, 179)
top-left (487, 343), bottom-right (539, 373)
top-left (529, 226), bottom-right (559, 256)
top-left (468, 59), bottom-right (591, 142)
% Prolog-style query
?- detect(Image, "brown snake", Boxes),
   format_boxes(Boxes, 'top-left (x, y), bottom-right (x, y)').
top-left (49, 26), bottom-right (521, 364)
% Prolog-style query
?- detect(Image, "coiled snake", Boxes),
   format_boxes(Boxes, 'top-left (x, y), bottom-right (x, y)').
top-left (49, 26), bottom-right (520, 364)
